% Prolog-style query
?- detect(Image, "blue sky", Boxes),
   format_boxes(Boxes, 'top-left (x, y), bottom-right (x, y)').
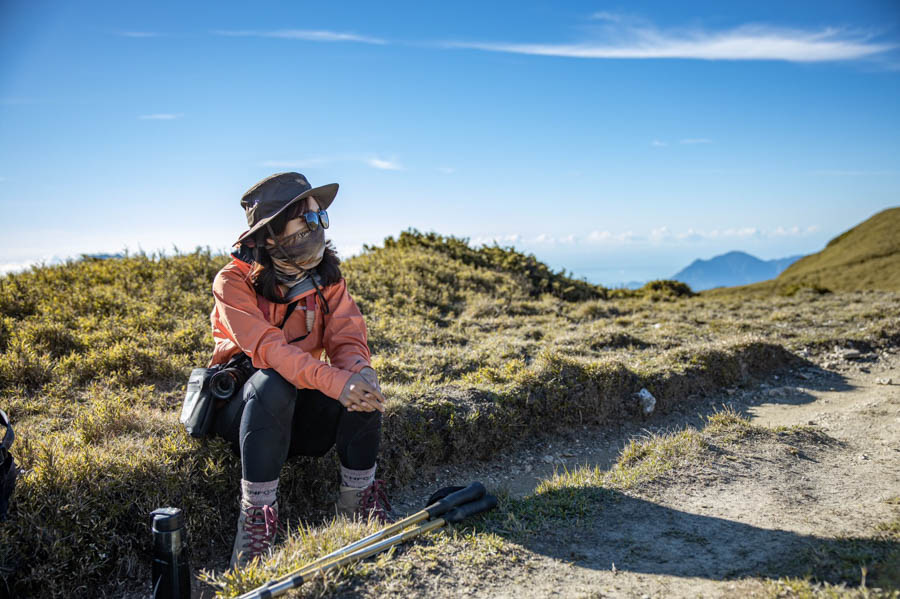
top-left (2, 1), bottom-right (899, 285)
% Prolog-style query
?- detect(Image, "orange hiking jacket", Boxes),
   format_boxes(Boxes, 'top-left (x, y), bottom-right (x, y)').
top-left (208, 254), bottom-right (371, 399)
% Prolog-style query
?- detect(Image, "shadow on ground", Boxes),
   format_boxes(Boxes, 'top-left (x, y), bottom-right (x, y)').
top-left (478, 485), bottom-right (898, 588)
top-left (650, 361), bottom-right (856, 436)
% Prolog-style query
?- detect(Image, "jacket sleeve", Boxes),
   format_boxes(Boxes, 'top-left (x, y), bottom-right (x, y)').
top-left (212, 268), bottom-right (352, 399)
top-left (322, 279), bottom-right (372, 374)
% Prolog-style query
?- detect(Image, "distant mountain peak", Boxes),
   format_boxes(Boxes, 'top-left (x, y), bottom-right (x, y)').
top-left (672, 251), bottom-right (804, 291)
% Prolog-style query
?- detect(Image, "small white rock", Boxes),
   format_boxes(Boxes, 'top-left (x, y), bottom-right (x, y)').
top-left (637, 388), bottom-right (656, 415)
top-left (876, 378), bottom-right (892, 385)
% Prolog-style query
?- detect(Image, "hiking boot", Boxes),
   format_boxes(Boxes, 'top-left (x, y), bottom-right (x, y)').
top-left (335, 479), bottom-right (395, 523)
top-left (230, 500), bottom-right (279, 569)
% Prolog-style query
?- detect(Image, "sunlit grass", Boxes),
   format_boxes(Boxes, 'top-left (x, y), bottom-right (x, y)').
top-left (1, 232), bottom-right (899, 597)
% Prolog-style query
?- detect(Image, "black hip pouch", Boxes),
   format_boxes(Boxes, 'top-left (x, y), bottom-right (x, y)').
top-left (180, 368), bottom-right (217, 438)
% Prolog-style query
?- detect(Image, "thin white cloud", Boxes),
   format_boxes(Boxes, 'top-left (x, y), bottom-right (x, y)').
top-left (0, 256), bottom-right (68, 275)
top-left (0, 261), bottom-right (34, 275)
top-left (773, 226), bottom-right (801, 237)
top-left (261, 155), bottom-right (408, 171)
top-left (438, 166), bottom-right (456, 174)
top-left (705, 227), bottom-right (761, 240)
top-left (214, 29), bottom-right (386, 45)
top-left (586, 230), bottom-right (643, 244)
top-left (116, 31), bottom-right (164, 38)
top-left (589, 12), bottom-right (624, 23)
top-left (139, 113), bottom-right (183, 120)
top-left (649, 226), bottom-right (672, 242)
top-left (680, 138), bottom-right (712, 144)
top-left (447, 23), bottom-right (894, 63)
top-left (472, 234), bottom-right (521, 246)
top-left (809, 169), bottom-right (897, 176)
top-left (261, 158), bottom-right (333, 169)
top-left (366, 158), bottom-right (403, 171)
top-left (651, 140), bottom-right (667, 147)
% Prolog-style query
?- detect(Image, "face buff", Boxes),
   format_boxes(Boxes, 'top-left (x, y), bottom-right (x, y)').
top-left (264, 224), bottom-right (326, 287)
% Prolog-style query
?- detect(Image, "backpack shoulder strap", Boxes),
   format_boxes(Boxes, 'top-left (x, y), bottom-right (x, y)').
top-left (281, 300), bottom-right (299, 328)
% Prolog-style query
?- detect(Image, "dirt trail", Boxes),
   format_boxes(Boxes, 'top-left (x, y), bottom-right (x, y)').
top-left (387, 349), bottom-right (900, 598)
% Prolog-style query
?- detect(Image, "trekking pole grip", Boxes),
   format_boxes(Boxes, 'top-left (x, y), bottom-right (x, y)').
top-left (425, 482), bottom-right (486, 519)
top-left (443, 494), bottom-right (498, 524)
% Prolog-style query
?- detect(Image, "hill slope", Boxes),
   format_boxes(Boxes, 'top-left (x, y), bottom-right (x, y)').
top-left (671, 250), bottom-right (803, 290)
top-left (777, 206), bottom-right (900, 291)
top-left (2, 232), bottom-right (899, 598)
top-left (709, 207), bottom-right (900, 295)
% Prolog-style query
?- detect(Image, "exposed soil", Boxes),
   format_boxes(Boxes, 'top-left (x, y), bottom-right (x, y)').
top-left (164, 347), bottom-right (899, 599)
top-left (381, 347), bottom-right (900, 598)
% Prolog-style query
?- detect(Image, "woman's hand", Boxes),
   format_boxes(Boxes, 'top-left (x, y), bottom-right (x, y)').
top-left (338, 372), bottom-right (385, 413)
top-left (359, 367), bottom-right (381, 392)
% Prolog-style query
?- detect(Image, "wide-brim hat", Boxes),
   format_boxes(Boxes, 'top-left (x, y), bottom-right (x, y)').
top-left (235, 172), bottom-right (338, 244)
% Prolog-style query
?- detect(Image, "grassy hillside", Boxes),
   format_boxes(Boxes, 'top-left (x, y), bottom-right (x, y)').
top-left (709, 206), bottom-right (900, 296)
top-left (0, 231), bottom-right (898, 597)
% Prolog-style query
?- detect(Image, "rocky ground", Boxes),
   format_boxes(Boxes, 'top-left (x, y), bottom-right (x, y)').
top-left (377, 346), bottom-right (900, 598)
top-left (168, 345), bottom-right (899, 599)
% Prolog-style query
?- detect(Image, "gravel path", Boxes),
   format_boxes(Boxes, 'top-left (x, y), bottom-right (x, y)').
top-left (385, 348), bottom-right (900, 598)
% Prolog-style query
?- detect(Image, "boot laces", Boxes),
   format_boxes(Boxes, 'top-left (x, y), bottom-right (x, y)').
top-left (358, 479), bottom-right (393, 523)
top-left (242, 503), bottom-right (278, 556)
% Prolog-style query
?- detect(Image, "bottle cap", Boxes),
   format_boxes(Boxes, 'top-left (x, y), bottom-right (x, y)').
top-left (151, 507), bottom-right (183, 532)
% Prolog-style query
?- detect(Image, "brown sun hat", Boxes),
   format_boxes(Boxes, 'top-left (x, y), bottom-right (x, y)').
top-left (235, 172), bottom-right (338, 244)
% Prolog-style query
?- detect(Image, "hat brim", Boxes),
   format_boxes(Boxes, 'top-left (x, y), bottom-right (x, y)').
top-left (235, 182), bottom-right (338, 244)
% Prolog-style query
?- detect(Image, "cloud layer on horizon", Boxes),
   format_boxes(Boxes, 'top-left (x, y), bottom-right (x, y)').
top-left (471, 224), bottom-right (821, 248)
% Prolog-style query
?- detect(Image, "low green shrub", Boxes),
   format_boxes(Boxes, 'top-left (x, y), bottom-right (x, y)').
top-left (0, 236), bottom-right (898, 597)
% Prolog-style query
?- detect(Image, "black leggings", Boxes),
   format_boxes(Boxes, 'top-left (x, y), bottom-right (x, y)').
top-left (212, 368), bottom-right (382, 482)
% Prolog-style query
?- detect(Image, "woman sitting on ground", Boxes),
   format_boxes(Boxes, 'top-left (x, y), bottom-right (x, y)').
top-left (208, 172), bottom-right (391, 568)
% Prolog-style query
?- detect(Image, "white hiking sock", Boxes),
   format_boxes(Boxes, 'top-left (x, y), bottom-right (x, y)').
top-left (241, 478), bottom-right (278, 506)
top-left (340, 464), bottom-right (376, 489)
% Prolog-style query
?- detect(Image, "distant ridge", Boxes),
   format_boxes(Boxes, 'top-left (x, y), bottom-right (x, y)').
top-left (671, 250), bottom-right (804, 291)
top-left (709, 206), bottom-right (900, 295)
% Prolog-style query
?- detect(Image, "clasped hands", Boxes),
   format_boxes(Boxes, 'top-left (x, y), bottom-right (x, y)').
top-left (337, 366), bottom-right (385, 413)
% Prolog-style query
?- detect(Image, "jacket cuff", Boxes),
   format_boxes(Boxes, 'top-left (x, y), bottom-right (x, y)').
top-left (346, 357), bottom-right (371, 374)
top-left (325, 368), bottom-right (354, 400)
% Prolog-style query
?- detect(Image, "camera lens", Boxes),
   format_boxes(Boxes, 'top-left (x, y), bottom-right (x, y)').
top-left (210, 370), bottom-right (237, 400)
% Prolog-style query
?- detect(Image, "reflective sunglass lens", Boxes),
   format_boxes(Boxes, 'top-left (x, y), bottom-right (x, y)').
top-left (304, 211), bottom-right (319, 231)
top-left (318, 210), bottom-right (329, 229)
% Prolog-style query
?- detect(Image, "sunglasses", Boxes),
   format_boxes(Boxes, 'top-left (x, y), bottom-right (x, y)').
top-left (281, 203), bottom-right (330, 231)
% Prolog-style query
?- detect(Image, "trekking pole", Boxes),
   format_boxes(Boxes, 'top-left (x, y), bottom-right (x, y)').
top-left (301, 481), bottom-right (484, 572)
top-left (237, 482), bottom-right (484, 598)
top-left (237, 493), bottom-right (498, 599)
top-left (251, 480), bottom-right (484, 589)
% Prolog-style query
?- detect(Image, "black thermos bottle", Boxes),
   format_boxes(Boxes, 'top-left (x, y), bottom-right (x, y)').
top-left (151, 507), bottom-right (191, 599)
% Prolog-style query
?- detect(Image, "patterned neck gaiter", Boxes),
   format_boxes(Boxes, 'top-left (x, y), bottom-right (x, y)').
top-left (265, 227), bottom-right (326, 287)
